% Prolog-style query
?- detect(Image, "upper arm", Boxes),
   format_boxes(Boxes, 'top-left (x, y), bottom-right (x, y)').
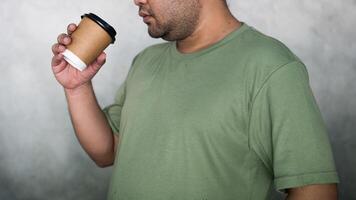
top-left (286, 183), bottom-right (338, 200)
top-left (249, 61), bottom-right (339, 190)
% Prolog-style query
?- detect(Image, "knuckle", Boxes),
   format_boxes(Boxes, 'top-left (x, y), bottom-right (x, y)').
top-left (57, 34), bottom-right (62, 42)
top-left (57, 33), bottom-right (67, 42)
top-left (67, 23), bottom-right (77, 34)
top-left (52, 44), bottom-right (60, 53)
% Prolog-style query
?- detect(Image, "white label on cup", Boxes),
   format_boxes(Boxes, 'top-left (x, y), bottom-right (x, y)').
top-left (62, 49), bottom-right (87, 71)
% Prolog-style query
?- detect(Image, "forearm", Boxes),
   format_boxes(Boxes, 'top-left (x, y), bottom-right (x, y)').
top-left (64, 81), bottom-right (115, 167)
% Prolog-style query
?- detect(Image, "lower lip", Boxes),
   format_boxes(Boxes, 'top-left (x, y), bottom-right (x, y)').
top-left (143, 16), bottom-right (152, 23)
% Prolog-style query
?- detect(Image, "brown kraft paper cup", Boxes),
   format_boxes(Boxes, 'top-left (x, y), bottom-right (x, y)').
top-left (62, 13), bottom-right (117, 71)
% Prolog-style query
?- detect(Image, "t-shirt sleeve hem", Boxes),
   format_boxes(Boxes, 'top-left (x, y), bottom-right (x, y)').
top-left (274, 171), bottom-right (339, 192)
top-left (102, 106), bottom-right (121, 136)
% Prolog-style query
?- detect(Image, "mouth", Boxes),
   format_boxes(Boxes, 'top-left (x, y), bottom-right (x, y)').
top-left (139, 11), bottom-right (153, 23)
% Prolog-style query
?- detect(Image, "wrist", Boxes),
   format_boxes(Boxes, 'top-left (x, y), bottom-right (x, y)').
top-left (64, 81), bottom-right (93, 97)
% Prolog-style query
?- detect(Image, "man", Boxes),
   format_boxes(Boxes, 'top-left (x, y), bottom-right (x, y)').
top-left (51, 0), bottom-right (339, 199)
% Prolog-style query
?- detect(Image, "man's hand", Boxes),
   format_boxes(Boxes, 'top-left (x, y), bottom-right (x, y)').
top-left (51, 23), bottom-right (107, 90)
top-left (286, 184), bottom-right (338, 200)
top-left (50, 23), bottom-right (117, 168)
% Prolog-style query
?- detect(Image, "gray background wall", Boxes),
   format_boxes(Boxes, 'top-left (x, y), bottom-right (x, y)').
top-left (0, 0), bottom-right (355, 199)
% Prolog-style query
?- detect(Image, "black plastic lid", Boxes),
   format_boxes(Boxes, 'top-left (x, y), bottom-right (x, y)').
top-left (81, 13), bottom-right (117, 44)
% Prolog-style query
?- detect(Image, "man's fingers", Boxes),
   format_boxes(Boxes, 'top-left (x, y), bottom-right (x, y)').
top-left (67, 23), bottom-right (77, 35)
top-left (92, 52), bottom-right (107, 69)
top-left (51, 53), bottom-right (67, 74)
top-left (84, 52), bottom-right (106, 75)
top-left (57, 33), bottom-right (71, 45)
top-left (51, 53), bottom-right (64, 66)
top-left (96, 52), bottom-right (107, 65)
top-left (51, 43), bottom-right (66, 55)
top-left (52, 58), bottom-right (67, 74)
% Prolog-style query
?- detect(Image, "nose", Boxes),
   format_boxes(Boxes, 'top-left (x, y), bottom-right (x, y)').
top-left (134, 0), bottom-right (147, 6)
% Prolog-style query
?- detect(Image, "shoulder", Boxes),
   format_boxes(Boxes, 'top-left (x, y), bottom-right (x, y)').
top-left (232, 24), bottom-right (309, 91)
top-left (239, 25), bottom-right (301, 67)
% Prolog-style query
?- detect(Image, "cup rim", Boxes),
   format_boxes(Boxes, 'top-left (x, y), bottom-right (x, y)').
top-left (81, 13), bottom-right (117, 44)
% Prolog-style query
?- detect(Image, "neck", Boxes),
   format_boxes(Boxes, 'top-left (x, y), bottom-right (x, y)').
top-left (176, 2), bottom-right (241, 54)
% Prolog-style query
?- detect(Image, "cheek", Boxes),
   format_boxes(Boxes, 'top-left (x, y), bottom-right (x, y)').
top-left (151, 13), bottom-right (163, 26)
top-left (151, 5), bottom-right (168, 22)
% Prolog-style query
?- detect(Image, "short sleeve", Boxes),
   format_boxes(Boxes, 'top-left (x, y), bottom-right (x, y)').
top-left (249, 61), bottom-right (339, 192)
top-left (102, 80), bottom-right (127, 136)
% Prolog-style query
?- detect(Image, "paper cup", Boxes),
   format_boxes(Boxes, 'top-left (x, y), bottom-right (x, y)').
top-left (62, 13), bottom-right (117, 71)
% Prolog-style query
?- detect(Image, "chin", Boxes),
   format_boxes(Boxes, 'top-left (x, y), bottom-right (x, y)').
top-left (148, 30), bottom-right (171, 40)
top-left (161, 35), bottom-right (176, 41)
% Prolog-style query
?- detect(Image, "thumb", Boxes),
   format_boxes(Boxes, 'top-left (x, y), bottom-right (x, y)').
top-left (90, 52), bottom-right (107, 71)
top-left (78, 52), bottom-right (106, 80)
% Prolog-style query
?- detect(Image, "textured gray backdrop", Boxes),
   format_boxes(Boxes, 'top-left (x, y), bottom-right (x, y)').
top-left (0, 0), bottom-right (355, 199)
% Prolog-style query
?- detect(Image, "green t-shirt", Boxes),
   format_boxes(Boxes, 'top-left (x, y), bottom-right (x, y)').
top-left (102, 23), bottom-right (339, 200)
